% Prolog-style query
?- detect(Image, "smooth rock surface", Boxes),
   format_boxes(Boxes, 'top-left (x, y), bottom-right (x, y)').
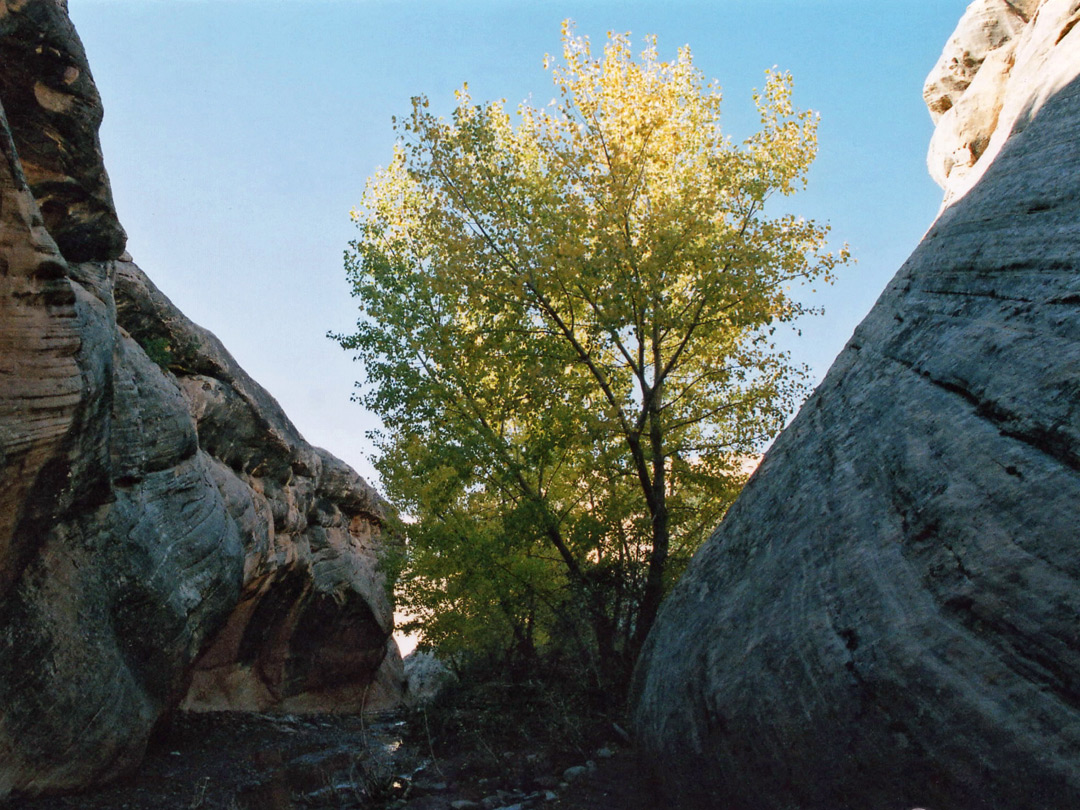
top-left (0, 0), bottom-right (401, 797)
top-left (633, 2), bottom-right (1080, 809)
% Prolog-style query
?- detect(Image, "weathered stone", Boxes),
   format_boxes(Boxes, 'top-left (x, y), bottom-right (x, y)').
top-left (632, 2), bottom-right (1080, 809)
top-left (0, 0), bottom-right (125, 262)
top-left (927, 0), bottom-right (1080, 205)
top-left (111, 261), bottom-right (401, 715)
top-left (0, 0), bottom-right (401, 798)
top-left (403, 650), bottom-right (458, 708)
top-left (923, 0), bottom-right (1032, 123)
top-left (0, 141), bottom-right (245, 794)
top-left (561, 766), bottom-right (590, 784)
top-left (0, 99), bottom-right (78, 604)
top-left (237, 737), bottom-right (397, 810)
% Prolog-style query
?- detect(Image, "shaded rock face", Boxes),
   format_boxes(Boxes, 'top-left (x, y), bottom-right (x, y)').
top-left (112, 262), bottom-right (401, 718)
top-left (0, 0), bottom-right (401, 798)
top-left (632, 3), bottom-right (1080, 809)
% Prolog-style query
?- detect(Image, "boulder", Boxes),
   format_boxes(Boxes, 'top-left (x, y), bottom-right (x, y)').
top-left (403, 651), bottom-right (458, 708)
top-left (0, 0), bottom-right (400, 798)
top-left (632, 2), bottom-right (1080, 809)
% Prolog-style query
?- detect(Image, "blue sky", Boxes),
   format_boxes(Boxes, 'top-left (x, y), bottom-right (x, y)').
top-left (69, 0), bottom-right (967, 487)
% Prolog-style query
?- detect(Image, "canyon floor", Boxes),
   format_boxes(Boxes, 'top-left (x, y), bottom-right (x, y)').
top-left (2, 699), bottom-right (661, 810)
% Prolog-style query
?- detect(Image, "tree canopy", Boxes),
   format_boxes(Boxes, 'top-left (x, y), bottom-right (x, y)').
top-left (335, 23), bottom-right (849, 688)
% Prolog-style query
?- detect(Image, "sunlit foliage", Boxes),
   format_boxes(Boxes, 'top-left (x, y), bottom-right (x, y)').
top-left (336, 23), bottom-right (849, 687)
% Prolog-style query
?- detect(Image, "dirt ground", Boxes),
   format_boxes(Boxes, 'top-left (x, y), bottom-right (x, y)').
top-left (1, 710), bottom-right (664, 810)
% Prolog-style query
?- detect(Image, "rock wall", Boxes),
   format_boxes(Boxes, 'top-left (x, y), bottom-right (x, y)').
top-left (0, 0), bottom-right (401, 798)
top-left (632, 2), bottom-right (1080, 809)
top-left (926, 0), bottom-right (1078, 206)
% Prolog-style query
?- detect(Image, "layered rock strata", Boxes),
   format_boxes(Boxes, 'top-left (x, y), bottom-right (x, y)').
top-left (0, 0), bottom-right (400, 797)
top-left (633, 2), bottom-right (1080, 809)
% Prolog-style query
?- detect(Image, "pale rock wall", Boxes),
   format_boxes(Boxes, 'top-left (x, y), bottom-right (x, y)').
top-left (927, 0), bottom-right (1080, 204)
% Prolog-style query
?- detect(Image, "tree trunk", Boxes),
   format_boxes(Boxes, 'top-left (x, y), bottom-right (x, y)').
top-left (633, 378), bottom-right (670, 656)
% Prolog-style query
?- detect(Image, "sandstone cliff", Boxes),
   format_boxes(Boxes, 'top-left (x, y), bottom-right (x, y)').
top-left (0, 0), bottom-right (401, 797)
top-left (632, 1), bottom-right (1080, 808)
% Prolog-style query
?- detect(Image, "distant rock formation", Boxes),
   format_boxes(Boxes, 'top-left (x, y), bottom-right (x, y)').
top-left (402, 651), bottom-right (458, 709)
top-left (0, 0), bottom-right (401, 798)
top-left (632, 2), bottom-right (1080, 808)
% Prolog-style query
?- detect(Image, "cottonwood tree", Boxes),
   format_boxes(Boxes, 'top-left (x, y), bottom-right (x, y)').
top-left (336, 24), bottom-right (849, 687)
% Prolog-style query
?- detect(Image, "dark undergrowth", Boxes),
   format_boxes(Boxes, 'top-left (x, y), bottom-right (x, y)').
top-left (1, 659), bottom-right (658, 810)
